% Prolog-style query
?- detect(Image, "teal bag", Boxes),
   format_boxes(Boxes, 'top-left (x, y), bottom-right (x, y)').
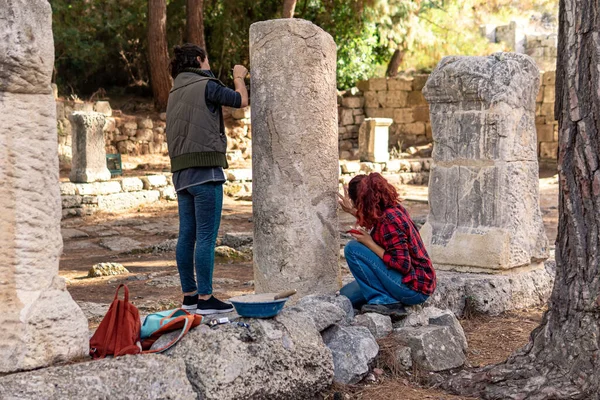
top-left (140, 308), bottom-right (202, 353)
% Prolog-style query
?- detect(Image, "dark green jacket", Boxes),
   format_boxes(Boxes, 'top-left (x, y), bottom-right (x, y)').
top-left (166, 72), bottom-right (228, 172)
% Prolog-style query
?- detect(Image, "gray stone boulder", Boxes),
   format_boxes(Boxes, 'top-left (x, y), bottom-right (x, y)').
top-left (393, 345), bottom-right (413, 371)
top-left (166, 308), bottom-right (334, 400)
top-left (222, 232), bottom-right (253, 249)
top-left (428, 268), bottom-right (555, 316)
top-left (354, 313), bottom-right (393, 339)
top-left (0, 355), bottom-right (195, 399)
top-left (87, 262), bottom-right (129, 277)
top-left (393, 325), bottom-right (465, 371)
top-left (322, 324), bottom-right (379, 384)
top-left (292, 302), bottom-right (346, 332)
top-left (297, 294), bottom-right (354, 323)
top-left (427, 308), bottom-right (468, 351)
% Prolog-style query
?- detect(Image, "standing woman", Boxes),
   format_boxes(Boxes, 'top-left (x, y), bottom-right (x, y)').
top-left (338, 173), bottom-right (436, 316)
top-left (166, 43), bottom-right (248, 315)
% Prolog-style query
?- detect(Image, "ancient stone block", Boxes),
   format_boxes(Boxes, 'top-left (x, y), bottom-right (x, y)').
top-left (0, 355), bottom-right (196, 399)
top-left (250, 19), bottom-right (340, 297)
top-left (384, 91), bottom-right (408, 108)
top-left (137, 118), bottom-right (153, 129)
top-left (354, 313), bottom-right (393, 339)
top-left (358, 118), bottom-right (393, 163)
top-left (340, 108), bottom-right (355, 126)
top-left (393, 108), bottom-right (414, 124)
top-left (407, 91), bottom-right (427, 106)
top-left (542, 70), bottom-right (556, 85)
top-left (393, 326), bottom-right (465, 371)
top-left (543, 85), bottom-right (555, 103)
top-left (226, 169), bottom-right (252, 182)
top-left (368, 78), bottom-right (388, 91)
top-left (121, 177), bottom-right (144, 192)
top-left (69, 112), bottom-right (111, 183)
top-left (0, 1), bottom-right (54, 94)
top-left (412, 106), bottom-right (430, 122)
top-left (537, 123), bottom-right (554, 142)
top-left (363, 91), bottom-right (379, 108)
top-left (167, 308), bottom-right (334, 399)
top-left (412, 74), bottom-right (429, 91)
top-left (141, 174), bottom-right (168, 189)
top-left (0, 2), bottom-right (88, 374)
top-left (539, 141), bottom-right (558, 159)
top-left (342, 96), bottom-right (363, 108)
top-left (322, 324), bottom-right (379, 384)
top-left (96, 191), bottom-right (161, 211)
top-left (421, 53), bottom-right (548, 272)
top-left (135, 128), bottom-right (154, 142)
top-left (94, 101), bottom-right (112, 116)
top-left (388, 77), bottom-right (412, 91)
top-left (398, 122), bottom-right (426, 136)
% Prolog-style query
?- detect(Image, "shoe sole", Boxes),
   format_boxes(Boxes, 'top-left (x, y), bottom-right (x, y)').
top-left (181, 304), bottom-right (198, 311)
top-left (196, 307), bottom-right (235, 315)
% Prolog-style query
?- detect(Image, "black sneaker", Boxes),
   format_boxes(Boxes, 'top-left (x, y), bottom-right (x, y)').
top-left (196, 296), bottom-right (235, 315)
top-left (182, 294), bottom-right (199, 311)
top-left (361, 303), bottom-right (408, 320)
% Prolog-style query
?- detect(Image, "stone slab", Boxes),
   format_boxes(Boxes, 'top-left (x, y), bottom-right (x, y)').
top-left (0, 355), bottom-right (196, 399)
top-left (426, 264), bottom-right (555, 316)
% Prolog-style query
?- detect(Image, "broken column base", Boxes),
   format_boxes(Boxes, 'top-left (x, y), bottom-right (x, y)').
top-left (427, 260), bottom-right (556, 316)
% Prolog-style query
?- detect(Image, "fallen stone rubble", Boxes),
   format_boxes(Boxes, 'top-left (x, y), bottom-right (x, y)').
top-left (0, 294), bottom-right (468, 399)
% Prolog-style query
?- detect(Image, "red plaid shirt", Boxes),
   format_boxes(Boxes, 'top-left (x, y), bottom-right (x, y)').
top-left (371, 204), bottom-right (436, 295)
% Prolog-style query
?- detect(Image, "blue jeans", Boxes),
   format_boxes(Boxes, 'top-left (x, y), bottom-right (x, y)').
top-left (340, 240), bottom-right (429, 308)
top-left (176, 182), bottom-right (223, 295)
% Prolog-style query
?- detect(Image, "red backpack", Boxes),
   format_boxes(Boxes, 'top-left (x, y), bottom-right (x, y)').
top-left (90, 284), bottom-right (141, 359)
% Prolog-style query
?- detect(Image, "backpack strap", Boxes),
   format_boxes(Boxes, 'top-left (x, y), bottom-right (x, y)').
top-left (142, 316), bottom-right (194, 354)
top-left (115, 284), bottom-right (129, 302)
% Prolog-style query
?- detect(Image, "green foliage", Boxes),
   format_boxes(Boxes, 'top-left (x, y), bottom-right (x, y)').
top-left (50, 0), bottom-right (558, 96)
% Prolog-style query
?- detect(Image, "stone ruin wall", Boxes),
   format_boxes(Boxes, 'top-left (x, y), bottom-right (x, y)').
top-left (56, 100), bottom-right (252, 165)
top-left (55, 75), bottom-right (558, 166)
top-left (337, 70), bottom-right (559, 162)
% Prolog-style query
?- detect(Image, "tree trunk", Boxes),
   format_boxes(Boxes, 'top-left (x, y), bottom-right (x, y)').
top-left (186, 0), bottom-right (206, 49)
top-left (385, 49), bottom-right (403, 77)
top-left (444, 1), bottom-right (600, 398)
top-left (282, 0), bottom-right (297, 18)
top-left (148, 0), bottom-right (171, 112)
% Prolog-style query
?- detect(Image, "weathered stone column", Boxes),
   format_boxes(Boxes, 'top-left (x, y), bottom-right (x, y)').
top-left (420, 53), bottom-right (552, 314)
top-left (250, 19), bottom-right (340, 297)
top-left (0, 1), bottom-right (88, 373)
top-left (69, 112), bottom-right (111, 183)
top-left (358, 118), bottom-right (393, 163)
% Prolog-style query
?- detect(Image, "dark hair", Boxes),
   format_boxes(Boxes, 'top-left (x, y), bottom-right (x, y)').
top-left (351, 173), bottom-right (400, 228)
top-left (170, 43), bottom-right (207, 78)
top-left (348, 174), bottom-right (367, 204)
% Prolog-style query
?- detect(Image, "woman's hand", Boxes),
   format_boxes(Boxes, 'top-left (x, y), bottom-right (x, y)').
top-left (349, 226), bottom-right (385, 259)
top-left (337, 186), bottom-right (357, 216)
top-left (349, 227), bottom-right (375, 246)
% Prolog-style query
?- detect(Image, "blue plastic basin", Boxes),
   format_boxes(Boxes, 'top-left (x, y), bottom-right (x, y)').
top-left (229, 295), bottom-right (288, 318)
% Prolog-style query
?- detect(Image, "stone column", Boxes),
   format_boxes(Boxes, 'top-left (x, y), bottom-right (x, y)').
top-left (0, 1), bottom-right (88, 373)
top-left (69, 112), bottom-right (111, 183)
top-left (250, 19), bottom-right (340, 297)
top-left (358, 118), bottom-right (393, 163)
top-left (419, 53), bottom-right (553, 315)
top-left (421, 53), bottom-right (548, 273)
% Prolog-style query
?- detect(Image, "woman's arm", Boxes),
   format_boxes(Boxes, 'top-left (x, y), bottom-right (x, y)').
top-left (233, 65), bottom-right (248, 107)
top-left (352, 220), bottom-right (412, 274)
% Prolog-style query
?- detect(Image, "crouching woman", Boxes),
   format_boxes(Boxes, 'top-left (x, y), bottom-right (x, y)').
top-left (338, 173), bottom-right (436, 315)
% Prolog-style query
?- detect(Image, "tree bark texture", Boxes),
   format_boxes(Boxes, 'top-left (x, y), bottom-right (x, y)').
top-left (444, 1), bottom-right (600, 399)
top-left (186, 0), bottom-right (206, 49)
top-left (282, 0), bottom-right (297, 18)
top-left (148, 0), bottom-right (171, 111)
top-left (385, 49), bottom-right (403, 77)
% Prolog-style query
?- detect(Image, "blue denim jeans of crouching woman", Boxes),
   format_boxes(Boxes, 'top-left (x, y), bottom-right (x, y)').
top-left (340, 240), bottom-right (429, 308)
top-left (176, 182), bottom-right (223, 295)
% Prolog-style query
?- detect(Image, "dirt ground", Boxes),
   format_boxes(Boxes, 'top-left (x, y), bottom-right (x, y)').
top-left (60, 161), bottom-right (558, 399)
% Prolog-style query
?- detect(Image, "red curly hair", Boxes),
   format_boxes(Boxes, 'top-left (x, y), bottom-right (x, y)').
top-left (349, 173), bottom-right (400, 228)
